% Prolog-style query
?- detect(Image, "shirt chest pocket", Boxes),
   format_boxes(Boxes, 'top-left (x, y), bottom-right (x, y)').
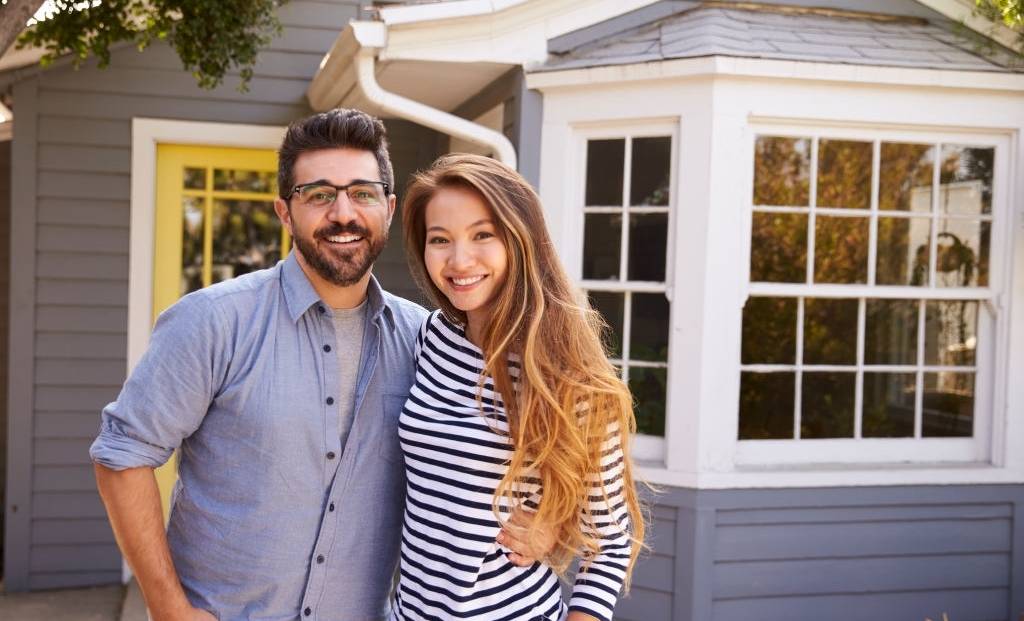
top-left (378, 393), bottom-right (408, 464)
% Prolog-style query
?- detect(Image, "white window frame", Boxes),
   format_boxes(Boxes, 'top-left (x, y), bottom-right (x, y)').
top-left (567, 120), bottom-right (679, 463)
top-left (735, 122), bottom-right (1012, 467)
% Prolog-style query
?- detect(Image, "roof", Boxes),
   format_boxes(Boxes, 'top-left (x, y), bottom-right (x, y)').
top-left (540, 4), bottom-right (1024, 73)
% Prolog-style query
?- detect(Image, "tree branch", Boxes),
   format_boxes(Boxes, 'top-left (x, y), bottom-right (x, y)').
top-left (0, 0), bottom-right (46, 59)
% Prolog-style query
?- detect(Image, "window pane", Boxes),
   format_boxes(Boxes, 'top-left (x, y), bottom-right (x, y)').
top-left (865, 299), bottom-right (918, 366)
top-left (629, 367), bottom-right (666, 436)
top-left (739, 372), bottom-right (795, 439)
top-left (922, 372), bottom-right (974, 437)
top-left (936, 220), bottom-right (990, 287)
top-left (753, 136), bottom-right (810, 206)
top-left (876, 216), bottom-right (930, 286)
top-left (181, 196), bottom-right (204, 295)
top-left (588, 291), bottom-right (624, 358)
top-left (863, 372), bottom-right (916, 437)
top-left (879, 143), bottom-right (934, 212)
top-left (184, 167), bottom-right (206, 190)
top-left (741, 297), bottom-right (797, 365)
top-left (750, 212), bottom-right (807, 283)
top-left (213, 169), bottom-right (275, 193)
top-left (585, 139), bottom-right (625, 206)
top-left (211, 199), bottom-right (282, 284)
top-left (814, 215), bottom-right (868, 284)
top-left (939, 145), bottom-right (993, 215)
top-left (804, 298), bottom-right (858, 365)
top-left (925, 300), bottom-right (978, 367)
top-left (628, 213), bottom-right (667, 281)
top-left (582, 214), bottom-right (621, 280)
top-left (817, 139), bottom-right (872, 210)
top-left (801, 372), bottom-right (855, 438)
top-left (631, 136), bottom-right (671, 206)
top-left (631, 293), bottom-right (669, 362)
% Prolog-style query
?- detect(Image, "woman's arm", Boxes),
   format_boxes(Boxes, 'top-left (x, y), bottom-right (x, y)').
top-left (566, 423), bottom-right (633, 621)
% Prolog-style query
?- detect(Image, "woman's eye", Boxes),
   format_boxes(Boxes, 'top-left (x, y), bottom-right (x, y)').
top-left (475, 231), bottom-right (494, 240)
top-left (427, 236), bottom-right (449, 245)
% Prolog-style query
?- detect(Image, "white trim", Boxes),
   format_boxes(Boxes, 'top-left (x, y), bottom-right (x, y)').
top-left (527, 55), bottom-right (1024, 92)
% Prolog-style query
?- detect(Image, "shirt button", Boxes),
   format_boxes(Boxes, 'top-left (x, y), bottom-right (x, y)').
top-left (327, 451), bottom-right (336, 460)
top-left (329, 502), bottom-right (335, 512)
top-left (304, 607), bottom-right (312, 616)
top-left (326, 397), bottom-right (334, 405)
top-left (317, 305), bottom-right (325, 314)
top-left (317, 554), bottom-right (325, 564)
top-left (323, 344), bottom-right (332, 353)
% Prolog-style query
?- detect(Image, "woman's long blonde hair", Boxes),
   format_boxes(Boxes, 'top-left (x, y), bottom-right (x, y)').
top-left (402, 153), bottom-right (645, 585)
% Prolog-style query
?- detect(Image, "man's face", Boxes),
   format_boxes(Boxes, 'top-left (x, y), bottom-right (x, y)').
top-left (275, 148), bottom-right (395, 287)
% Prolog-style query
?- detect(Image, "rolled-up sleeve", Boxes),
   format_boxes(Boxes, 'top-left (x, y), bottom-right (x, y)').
top-left (90, 291), bottom-right (229, 470)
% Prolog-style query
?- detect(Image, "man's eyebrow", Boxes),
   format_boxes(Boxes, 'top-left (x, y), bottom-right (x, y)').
top-left (295, 178), bottom-right (382, 187)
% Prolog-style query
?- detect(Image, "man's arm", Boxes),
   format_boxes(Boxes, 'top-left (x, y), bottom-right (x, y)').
top-left (94, 464), bottom-right (214, 621)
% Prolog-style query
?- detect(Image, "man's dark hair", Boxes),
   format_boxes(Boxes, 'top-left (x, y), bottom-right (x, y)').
top-left (277, 108), bottom-right (394, 199)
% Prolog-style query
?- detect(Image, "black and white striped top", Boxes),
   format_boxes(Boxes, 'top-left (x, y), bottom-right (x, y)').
top-left (391, 311), bottom-right (631, 621)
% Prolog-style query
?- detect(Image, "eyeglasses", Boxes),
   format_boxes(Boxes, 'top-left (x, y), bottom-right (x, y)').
top-left (287, 181), bottom-right (390, 208)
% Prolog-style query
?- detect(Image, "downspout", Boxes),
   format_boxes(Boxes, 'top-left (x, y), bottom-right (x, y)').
top-left (355, 47), bottom-right (518, 169)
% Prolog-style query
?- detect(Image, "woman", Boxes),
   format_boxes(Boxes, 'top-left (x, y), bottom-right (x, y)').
top-left (394, 154), bottom-right (645, 621)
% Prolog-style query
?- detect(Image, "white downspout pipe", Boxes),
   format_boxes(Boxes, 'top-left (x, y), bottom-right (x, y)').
top-left (355, 48), bottom-right (518, 169)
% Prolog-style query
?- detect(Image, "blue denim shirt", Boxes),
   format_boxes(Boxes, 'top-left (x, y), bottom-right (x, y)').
top-left (90, 253), bottom-right (427, 621)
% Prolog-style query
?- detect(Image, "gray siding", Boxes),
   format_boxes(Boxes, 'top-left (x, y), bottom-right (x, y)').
top-left (2, 0), bottom-right (442, 591)
top-left (618, 484), bottom-right (1024, 621)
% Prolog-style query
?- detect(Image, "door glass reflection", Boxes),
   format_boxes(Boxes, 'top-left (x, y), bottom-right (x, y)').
top-left (211, 199), bottom-right (282, 284)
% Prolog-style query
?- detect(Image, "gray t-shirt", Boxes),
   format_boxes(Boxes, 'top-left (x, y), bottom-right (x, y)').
top-left (333, 299), bottom-right (367, 453)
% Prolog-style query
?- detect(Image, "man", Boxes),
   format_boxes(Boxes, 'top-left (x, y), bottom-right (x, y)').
top-left (90, 109), bottom-right (539, 621)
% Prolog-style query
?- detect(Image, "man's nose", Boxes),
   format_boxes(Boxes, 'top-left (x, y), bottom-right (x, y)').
top-left (326, 193), bottom-right (358, 223)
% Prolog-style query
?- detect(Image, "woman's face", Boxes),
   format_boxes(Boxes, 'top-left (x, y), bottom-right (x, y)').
top-left (423, 186), bottom-right (509, 320)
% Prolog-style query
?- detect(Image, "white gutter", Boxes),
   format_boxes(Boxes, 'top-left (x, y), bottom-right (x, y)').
top-left (354, 44), bottom-right (517, 168)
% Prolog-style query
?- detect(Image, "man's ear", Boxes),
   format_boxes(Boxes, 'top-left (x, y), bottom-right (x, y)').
top-left (387, 193), bottom-right (397, 227)
top-left (274, 198), bottom-right (294, 236)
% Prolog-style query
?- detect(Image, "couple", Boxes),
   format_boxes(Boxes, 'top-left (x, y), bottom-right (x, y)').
top-left (90, 109), bottom-right (644, 621)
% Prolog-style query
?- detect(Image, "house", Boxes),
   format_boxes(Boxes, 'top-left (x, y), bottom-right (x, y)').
top-left (2, 0), bottom-right (1023, 619)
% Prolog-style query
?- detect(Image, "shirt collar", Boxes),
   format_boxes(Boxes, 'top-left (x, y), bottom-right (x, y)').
top-left (281, 252), bottom-right (396, 329)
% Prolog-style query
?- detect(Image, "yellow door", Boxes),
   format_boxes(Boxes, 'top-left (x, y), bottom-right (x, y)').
top-left (152, 144), bottom-right (288, 519)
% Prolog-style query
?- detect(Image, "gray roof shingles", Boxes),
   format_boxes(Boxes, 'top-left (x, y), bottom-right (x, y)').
top-left (539, 5), bottom-right (1024, 73)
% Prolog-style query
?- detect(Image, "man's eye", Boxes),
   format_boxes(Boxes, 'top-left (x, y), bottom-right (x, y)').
top-left (312, 192), bottom-right (333, 202)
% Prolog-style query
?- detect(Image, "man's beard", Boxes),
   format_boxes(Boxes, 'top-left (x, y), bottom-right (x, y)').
top-left (292, 220), bottom-right (387, 287)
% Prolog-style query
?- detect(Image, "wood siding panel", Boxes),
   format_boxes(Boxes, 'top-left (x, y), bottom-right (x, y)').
top-left (32, 519), bottom-right (112, 545)
top-left (34, 465), bottom-right (98, 492)
top-left (34, 386), bottom-right (120, 413)
top-left (30, 544), bottom-right (120, 572)
top-left (33, 492), bottom-right (108, 519)
top-left (36, 359), bottom-right (127, 387)
top-left (36, 279), bottom-right (129, 306)
top-left (38, 226), bottom-right (130, 255)
top-left (38, 90), bottom-right (309, 124)
top-left (37, 171), bottom-right (129, 201)
top-left (38, 198), bottom-right (130, 227)
top-left (39, 145), bottom-right (131, 174)
top-left (36, 333), bottom-right (127, 359)
top-left (37, 306), bottom-right (128, 334)
top-left (37, 253), bottom-right (129, 282)
top-left (34, 439), bottom-right (96, 466)
top-left (616, 588), bottom-right (672, 620)
top-left (35, 412), bottom-right (106, 439)
top-left (712, 588), bottom-right (1008, 621)
top-left (29, 571), bottom-right (122, 590)
top-left (716, 518), bottom-right (1012, 560)
top-left (38, 117), bottom-right (130, 147)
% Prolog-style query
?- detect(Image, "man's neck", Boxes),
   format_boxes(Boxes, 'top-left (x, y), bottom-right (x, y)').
top-left (293, 251), bottom-right (371, 310)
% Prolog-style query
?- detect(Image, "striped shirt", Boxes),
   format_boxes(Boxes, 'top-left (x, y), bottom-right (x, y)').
top-left (392, 311), bottom-right (631, 621)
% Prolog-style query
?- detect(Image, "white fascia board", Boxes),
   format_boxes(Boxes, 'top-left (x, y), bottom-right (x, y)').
top-left (380, 0), bottom-right (663, 66)
top-left (916, 0), bottom-right (1022, 53)
top-left (379, 0), bottom-right (531, 26)
top-left (526, 56), bottom-right (1024, 93)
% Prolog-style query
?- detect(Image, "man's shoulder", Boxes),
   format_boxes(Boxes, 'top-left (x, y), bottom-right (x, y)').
top-left (170, 263), bottom-right (283, 321)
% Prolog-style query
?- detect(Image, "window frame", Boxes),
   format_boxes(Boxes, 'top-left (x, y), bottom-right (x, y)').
top-left (737, 121), bottom-right (1012, 466)
top-left (569, 121), bottom-right (680, 463)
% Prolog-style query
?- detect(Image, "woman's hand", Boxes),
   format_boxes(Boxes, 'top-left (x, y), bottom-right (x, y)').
top-left (497, 508), bottom-right (557, 567)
